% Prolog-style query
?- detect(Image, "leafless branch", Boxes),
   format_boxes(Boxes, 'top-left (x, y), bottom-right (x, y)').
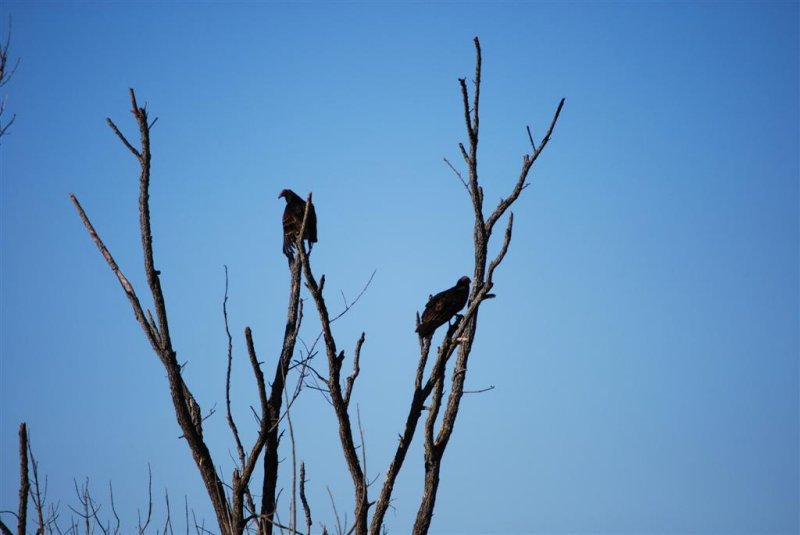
top-left (325, 488), bottom-right (342, 535)
top-left (260, 208), bottom-right (306, 535)
top-left (299, 463), bottom-right (312, 535)
top-left (343, 333), bottom-right (365, 409)
top-left (526, 125), bottom-right (536, 153)
top-left (329, 271), bottom-right (376, 324)
top-left (298, 225), bottom-right (369, 534)
top-left (107, 483), bottom-right (120, 535)
top-left (137, 465), bottom-right (153, 535)
top-left (244, 327), bottom-right (269, 425)
top-left (67, 479), bottom-right (103, 535)
top-left (69, 193), bottom-right (159, 352)
top-left (105, 118), bottom-right (141, 159)
top-left (163, 491), bottom-right (174, 535)
top-left (355, 406), bottom-right (368, 490)
top-left (485, 97), bottom-right (565, 235)
top-left (486, 212), bottom-right (514, 285)
top-left (371, 283), bottom-right (493, 534)
top-left (74, 89), bottom-right (233, 533)
top-left (222, 266), bottom-right (247, 476)
top-left (17, 423), bottom-right (29, 535)
top-left (443, 158), bottom-right (470, 195)
top-left (411, 36), bottom-right (562, 535)
top-left (462, 385), bottom-right (495, 394)
top-left (64, 38), bottom-right (562, 535)
top-left (29, 437), bottom-right (47, 535)
top-left (282, 362), bottom-right (298, 535)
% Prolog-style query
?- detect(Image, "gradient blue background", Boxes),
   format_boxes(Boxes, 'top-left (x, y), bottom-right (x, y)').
top-left (1, 2), bottom-right (798, 534)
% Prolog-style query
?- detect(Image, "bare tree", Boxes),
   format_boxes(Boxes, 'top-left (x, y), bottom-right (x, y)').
top-left (68, 87), bottom-right (316, 535)
top-left (4, 36), bottom-right (562, 535)
top-left (296, 36), bottom-right (564, 535)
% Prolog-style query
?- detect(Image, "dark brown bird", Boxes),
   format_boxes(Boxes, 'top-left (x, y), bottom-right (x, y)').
top-left (416, 276), bottom-right (471, 338)
top-left (279, 189), bottom-right (317, 263)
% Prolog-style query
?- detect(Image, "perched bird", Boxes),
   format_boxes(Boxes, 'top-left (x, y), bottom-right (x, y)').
top-left (416, 276), bottom-right (471, 338)
top-left (279, 189), bottom-right (317, 263)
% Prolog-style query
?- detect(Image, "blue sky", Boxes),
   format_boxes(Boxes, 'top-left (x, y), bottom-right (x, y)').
top-left (1, 2), bottom-right (798, 534)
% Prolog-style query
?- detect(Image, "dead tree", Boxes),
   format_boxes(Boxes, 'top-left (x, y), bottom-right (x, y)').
top-left (69, 89), bottom-right (310, 535)
top-left (293, 36), bottom-right (564, 535)
top-left (408, 37), bottom-right (563, 533)
top-left (0, 35), bottom-right (562, 535)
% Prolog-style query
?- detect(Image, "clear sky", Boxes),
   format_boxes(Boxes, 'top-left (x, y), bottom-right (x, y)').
top-left (1, 2), bottom-right (798, 534)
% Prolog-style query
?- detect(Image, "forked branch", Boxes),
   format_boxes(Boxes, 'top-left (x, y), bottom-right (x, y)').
top-left (413, 35), bottom-right (563, 535)
top-left (72, 89), bottom-right (232, 534)
top-left (297, 196), bottom-right (369, 535)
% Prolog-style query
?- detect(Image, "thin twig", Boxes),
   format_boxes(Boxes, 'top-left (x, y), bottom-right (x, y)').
top-left (282, 362), bottom-right (298, 535)
top-left (222, 266), bottom-right (247, 476)
top-left (326, 487), bottom-right (343, 535)
top-left (164, 490), bottom-right (174, 535)
top-left (462, 385), bottom-right (495, 394)
top-left (108, 483), bottom-right (120, 535)
top-left (443, 157), bottom-right (470, 194)
top-left (138, 465), bottom-right (153, 535)
top-left (329, 270), bottom-right (376, 324)
top-left (526, 125), bottom-right (536, 153)
top-left (106, 118), bottom-right (141, 159)
top-left (486, 212), bottom-right (514, 285)
top-left (28, 436), bottom-right (47, 535)
top-left (356, 405), bottom-right (368, 490)
top-left (485, 97), bottom-right (565, 234)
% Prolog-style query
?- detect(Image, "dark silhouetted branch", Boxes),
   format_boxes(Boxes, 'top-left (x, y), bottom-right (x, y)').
top-left (299, 463), bottom-right (312, 535)
top-left (410, 36), bottom-right (563, 535)
top-left (137, 465), bottom-right (153, 535)
top-left (298, 196), bottom-right (369, 535)
top-left (343, 333), bottom-right (365, 409)
top-left (72, 89), bottom-right (232, 534)
top-left (28, 434), bottom-right (49, 535)
top-left (260, 232), bottom-right (304, 535)
top-left (17, 423), bottom-right (29, 535)
top-left (69, 194), bottom-right (160, 352)
top-left (223, 266), bottom-right (247, 471)
top-left (485, 97), bottom-right (565, 235)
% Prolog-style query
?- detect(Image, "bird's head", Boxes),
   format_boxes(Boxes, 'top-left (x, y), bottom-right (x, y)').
top-left (278, 189), bottom-right (294, 201)
top-left (457, 276), bottom-right (471, 287)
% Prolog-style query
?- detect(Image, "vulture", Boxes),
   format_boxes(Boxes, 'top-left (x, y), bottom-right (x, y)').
top-left (416, 276), bottom-right (471, 338)
top-left (279, 189), bottom-right (317, 263)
